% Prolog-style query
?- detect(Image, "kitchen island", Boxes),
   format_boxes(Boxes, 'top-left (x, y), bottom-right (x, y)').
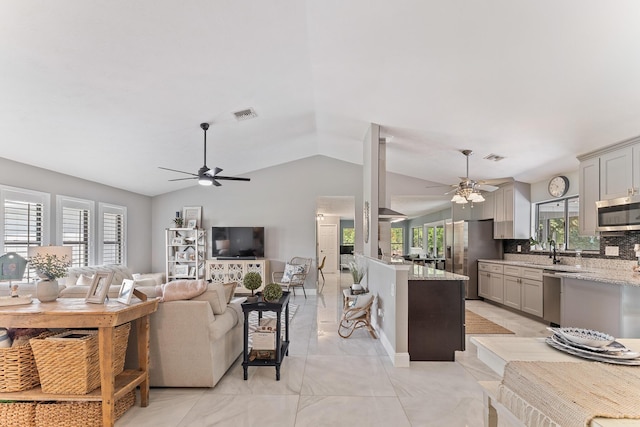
top-left (408, 265), bottom-right (468, 361)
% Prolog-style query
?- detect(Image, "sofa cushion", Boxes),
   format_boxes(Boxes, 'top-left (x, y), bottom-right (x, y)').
top-left (191, 282), bottom-right (227, 315)
top-left (133, 272), bottom-right (165, 286)
top-left (76, 274), bottom-right (94, 286)
top-left (65, 264), bottom-right (133, 287)
top-left (222, 282), bottom-right (237, 304)
top-left (161, 279), bottom-right (207, 302)
top-left (59, 284), bottom-right (121, 299)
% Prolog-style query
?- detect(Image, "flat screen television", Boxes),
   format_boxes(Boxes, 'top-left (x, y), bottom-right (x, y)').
top-left (211, 227), bottom-right (265, 259)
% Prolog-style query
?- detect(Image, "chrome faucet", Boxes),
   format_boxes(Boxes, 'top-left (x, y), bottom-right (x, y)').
top-left (549, 240), bottom-right (561, 264)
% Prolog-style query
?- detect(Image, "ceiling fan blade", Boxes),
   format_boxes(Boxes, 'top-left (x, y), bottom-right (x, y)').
top-left (168, 177), bottom-right (198, 182)
top-left (212, 179), bottom-right (222, 187)
top-left (479, 177), bottom-right (513, 185)
top-left (476, 183), bottom-right (499, 192)
top-left (214, 176), bottom-right (251, 182)
top-left (159, 166), bottom-right (197, 177)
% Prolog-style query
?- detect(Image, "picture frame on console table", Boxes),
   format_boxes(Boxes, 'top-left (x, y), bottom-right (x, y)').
top-left (86, 271), bottom-right (113, 304)
top-left (182, 206), bottom-right (202, 229)
top-left (116, 279), bottom-right (135, 305)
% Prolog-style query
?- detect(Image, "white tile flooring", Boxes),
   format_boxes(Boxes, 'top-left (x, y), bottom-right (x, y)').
top-left (118, 273), bottom-right (550, 426)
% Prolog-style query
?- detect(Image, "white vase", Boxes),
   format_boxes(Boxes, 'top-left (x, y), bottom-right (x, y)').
top-left (36, 279), bottom-right (59, 302)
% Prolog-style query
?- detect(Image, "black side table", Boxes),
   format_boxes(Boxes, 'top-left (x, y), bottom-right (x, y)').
top-left (241, 291), bottom-right (290, 380)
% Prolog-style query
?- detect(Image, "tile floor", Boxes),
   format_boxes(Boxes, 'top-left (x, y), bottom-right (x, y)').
top-left (118, 273), bottom-right (550, 426)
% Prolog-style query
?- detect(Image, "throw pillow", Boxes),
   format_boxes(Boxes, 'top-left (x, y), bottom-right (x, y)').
top-left (161, 279), bottom-right (207, 302)
top-left (191, 282), bottom-right (227, 315)
top-left (281, 263), bottom-right (305, 284)
top-left (75, 274), bottom-right (94, 287)
top-left (222, 282), bottom-right (237, 304)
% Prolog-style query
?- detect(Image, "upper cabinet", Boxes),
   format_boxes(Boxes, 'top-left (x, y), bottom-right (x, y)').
top-left (578, 157), bottom-right (600, 236)
top-left (599, 146), bottom-right (634, 199)
top-left (578, 136), bottom-right (640, 235)
top-left (493, 182), bottom-right (531, 239)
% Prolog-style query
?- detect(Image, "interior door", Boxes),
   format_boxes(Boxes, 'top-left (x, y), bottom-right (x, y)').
top-left (318, 224), bottom-right (338, 273)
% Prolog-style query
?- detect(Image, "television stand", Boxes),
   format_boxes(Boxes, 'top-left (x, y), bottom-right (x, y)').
top-left (216, 256), bottom-right (257, 260)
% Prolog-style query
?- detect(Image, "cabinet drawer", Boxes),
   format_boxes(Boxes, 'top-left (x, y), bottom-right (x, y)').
top-left (479, 262), bottom-right (503, 273)
top-left (503, 265), bottom-right (522, 277)
top-left (522, 267), bottom-right (543, 281)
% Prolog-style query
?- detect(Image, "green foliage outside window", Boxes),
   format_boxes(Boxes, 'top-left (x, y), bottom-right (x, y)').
top-left (391, 226), bottom-right (403, 256)
top-left (342, 228), bottom-right (355, 245)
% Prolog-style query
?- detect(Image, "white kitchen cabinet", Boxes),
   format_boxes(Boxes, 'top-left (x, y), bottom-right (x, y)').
top-left (478, 262), bottom-right (504, 303)
top-left (599, 146), bottom-right (634, 200)
top-left (478, 270), bottom-right (491, 299)
top-left (493, 182), bottom-right (531, 239)
top-left (521, 278), bottom-right (543, 317)
top-left (578, 157), bottom-right (600, 236)
top-left (489, 273), bottom-right (504, 303)
top-left (503, 275), bottom-right (521, 310)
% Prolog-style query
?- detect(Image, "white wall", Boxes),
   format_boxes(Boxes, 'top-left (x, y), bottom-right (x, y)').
top-left (0, 157), bottom-right (153, 273)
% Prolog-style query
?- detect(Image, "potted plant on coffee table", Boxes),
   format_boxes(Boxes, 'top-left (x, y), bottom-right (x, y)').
top-left (243, 272), bottom-right (262, 303)
top-left (262, 282), bottom-right (283, 302)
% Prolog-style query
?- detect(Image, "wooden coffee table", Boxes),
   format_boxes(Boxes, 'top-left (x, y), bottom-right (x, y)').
top-left (0, 296), bottom-right (159, 427)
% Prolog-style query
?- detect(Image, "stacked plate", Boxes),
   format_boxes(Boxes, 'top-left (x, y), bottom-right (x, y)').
top-left (546, 327), bottom-right (640, 365)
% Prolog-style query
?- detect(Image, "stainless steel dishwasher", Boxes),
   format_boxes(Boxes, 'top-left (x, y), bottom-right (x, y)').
top-left (542, 270), bottom-right (562, 326)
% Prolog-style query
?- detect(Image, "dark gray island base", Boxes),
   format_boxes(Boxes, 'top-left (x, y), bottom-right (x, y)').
top-left (408, 266), bottom-right (468, 361)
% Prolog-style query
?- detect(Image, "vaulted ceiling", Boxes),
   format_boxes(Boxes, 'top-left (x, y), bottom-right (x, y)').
top-left (3, 1), bottom-right (640, 213)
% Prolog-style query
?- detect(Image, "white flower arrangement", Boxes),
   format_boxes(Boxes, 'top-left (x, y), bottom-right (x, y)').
top-left (29, 253), bottom-right (71, 280)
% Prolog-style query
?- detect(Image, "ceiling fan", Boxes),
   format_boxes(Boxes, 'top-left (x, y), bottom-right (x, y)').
top-left (425, 149), bottom-right (510, 203)
top-left (159, 123), bottom-right (250, 187)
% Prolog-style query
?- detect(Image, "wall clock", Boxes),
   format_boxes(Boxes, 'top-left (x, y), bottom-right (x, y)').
top-left (363, 201), bottom-right (370, 244)
top-left (548, 175), bottom-right (569, 198)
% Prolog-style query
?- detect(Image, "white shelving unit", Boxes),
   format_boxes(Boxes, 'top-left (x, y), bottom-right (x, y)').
top-left (166, 228), bottom-right (207, 281)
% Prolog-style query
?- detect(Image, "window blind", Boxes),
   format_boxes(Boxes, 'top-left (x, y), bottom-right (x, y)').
top-left (103, 212), bottom-right (124, 264)
top-left (3, 199), bottom-right (43, 280)
top-left (62, 206), bottom-right (90, 267)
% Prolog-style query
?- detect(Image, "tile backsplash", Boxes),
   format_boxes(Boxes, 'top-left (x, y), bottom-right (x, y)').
top-left (503, 230), bottom-right (640, 263)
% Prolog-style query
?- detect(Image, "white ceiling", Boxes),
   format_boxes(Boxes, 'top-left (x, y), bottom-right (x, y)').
top-left (3, 1), bottom-right (640, 217)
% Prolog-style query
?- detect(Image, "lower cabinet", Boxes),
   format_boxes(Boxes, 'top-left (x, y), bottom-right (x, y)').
top-left (205, 259), bottom-right (270, 293)
top-left (478, 262), bottom-right (543, 319)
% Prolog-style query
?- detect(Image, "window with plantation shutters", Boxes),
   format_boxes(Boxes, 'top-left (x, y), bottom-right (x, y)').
top-left (1, 186), bottom-right (50, 281)
top-left (99, 203), bottom-right (126, 265)
top-left (57, 196), bottom-right (93, 267)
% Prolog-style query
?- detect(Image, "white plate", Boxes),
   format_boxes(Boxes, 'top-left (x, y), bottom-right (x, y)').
top-left (550, 335), bottom-right (640, 360)
top-left (546, 337), bottom-right (640, 365)
top-left (553, 327), bottom-right (615, 348)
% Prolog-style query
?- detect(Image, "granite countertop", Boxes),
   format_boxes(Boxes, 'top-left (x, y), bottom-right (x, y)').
top-left (478, 259), bottom-right (640, 287)
top-left (408, 264), bottom-right (468, 281)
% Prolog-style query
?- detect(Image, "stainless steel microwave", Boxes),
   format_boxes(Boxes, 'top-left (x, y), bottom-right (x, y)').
top-left (596, 196), bottom-right (640, 231)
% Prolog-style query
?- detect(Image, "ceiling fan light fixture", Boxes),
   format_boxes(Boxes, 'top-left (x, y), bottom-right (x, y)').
top-left (198, 176), bottom-right (213, 186)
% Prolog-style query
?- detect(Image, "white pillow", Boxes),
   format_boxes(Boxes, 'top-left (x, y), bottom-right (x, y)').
top-left (280, 263), bottom-right (305, 283)
top-left (75, 274), bottom-right (93, 286)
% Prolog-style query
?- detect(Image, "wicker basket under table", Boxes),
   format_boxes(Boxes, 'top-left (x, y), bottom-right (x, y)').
top-left (30, 322), bottom-right (131, 395)
top-left (0, 331), bottom-right (54, 392)
top-left (35, 389), bottom-right (136, 427)
top-left (0, 401), bottom-right (36, 427)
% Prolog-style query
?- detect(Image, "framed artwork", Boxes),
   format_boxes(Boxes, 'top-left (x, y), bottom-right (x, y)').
top-left (172, 237), bottom-right (184, 245)
top-left (86, 271), bottom-right (114, 304)
top-left (186, 219), bottom-right (197, 229)
top-left (176, 252), bottom-right (188, 261)
top-left (117, 279), bottom-right (135, 305)
top-left (174, 265), bottom-right (189, 277)
top-left (182, 206), bottom-right (202, 228)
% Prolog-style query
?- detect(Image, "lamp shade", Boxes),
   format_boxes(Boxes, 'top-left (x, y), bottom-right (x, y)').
top-left (28, 245), bottom-right (72, 260)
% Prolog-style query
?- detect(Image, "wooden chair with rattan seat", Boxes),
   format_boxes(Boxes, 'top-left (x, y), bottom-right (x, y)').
top-left (338, 293), bottom-right (376, 339)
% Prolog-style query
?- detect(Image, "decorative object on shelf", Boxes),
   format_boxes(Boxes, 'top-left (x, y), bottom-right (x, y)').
top-left (262, 282), bottom-right (283, 302)
top-left (548, 175), bottom-right (569, 198)
top-left (0, 252), bottom-right (28, 289)
top-left (85, 271), bottom-right (114, 304)
top-left (28, 246), bottom-right (72, 303)
top-left (159, 122), bottom-right (251, 187)
top-left (173, 211), bottom-right (184, 228)
top-left (243, 272), bottom-right (262, 303)
top-left (174, 265), bottom-right (189, 277)
top-left (182, 206), bottom-right (202, 228)
top-left (186, 219), bottom-right (197, 228)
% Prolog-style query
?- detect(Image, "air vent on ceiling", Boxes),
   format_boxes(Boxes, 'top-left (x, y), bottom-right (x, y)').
top-left (233, 108), bottom-right (258, 121)
top-left (484, 153), bottom-right (505, 162)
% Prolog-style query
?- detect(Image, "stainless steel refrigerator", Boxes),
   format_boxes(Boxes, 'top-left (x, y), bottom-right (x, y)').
top-left (445, 219), bottom-right (502, 299)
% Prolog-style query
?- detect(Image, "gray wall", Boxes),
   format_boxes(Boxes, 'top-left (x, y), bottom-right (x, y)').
top-left (150, 155), bottom-right (364, 289)
top-left (0, 157), bottom-right (153, 273)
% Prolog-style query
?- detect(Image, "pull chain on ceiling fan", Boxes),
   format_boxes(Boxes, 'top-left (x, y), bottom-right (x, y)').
top-left (159, 123), bottom-right (250, 187)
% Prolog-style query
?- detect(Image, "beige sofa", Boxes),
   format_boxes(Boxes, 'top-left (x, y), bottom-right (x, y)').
top-left (125, 282), bottom-right (243, 388)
